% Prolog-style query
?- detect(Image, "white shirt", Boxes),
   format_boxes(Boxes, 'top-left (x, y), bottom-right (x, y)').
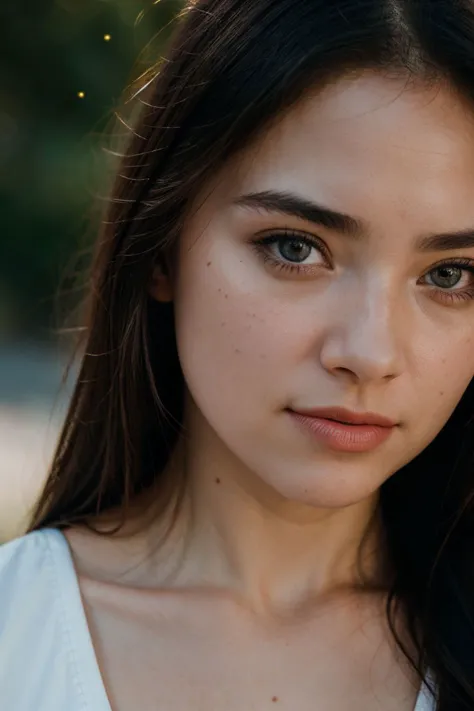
top-left (0, 529), bottom-right (435, 711)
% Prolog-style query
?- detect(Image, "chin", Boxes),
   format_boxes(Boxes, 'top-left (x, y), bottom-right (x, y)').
top-left (265, 464), bottom-right (385, 510)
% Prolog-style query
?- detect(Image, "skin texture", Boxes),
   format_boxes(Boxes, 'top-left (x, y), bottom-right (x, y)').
top-left (66, 71), bottom-right (474, 710)
top-left (173, 73), bottom-right (474, 512)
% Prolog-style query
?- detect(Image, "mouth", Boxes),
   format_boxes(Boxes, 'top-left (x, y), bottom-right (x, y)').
top-left (288, 406), bottom-right (397, 428)
top-left (286, 407), bottom-right (398, 453)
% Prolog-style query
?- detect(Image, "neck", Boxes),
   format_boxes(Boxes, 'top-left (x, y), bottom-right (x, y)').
top-left (143, 407), bottom-right (388, 616)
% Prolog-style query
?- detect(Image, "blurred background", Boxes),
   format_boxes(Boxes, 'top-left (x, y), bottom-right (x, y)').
top-left (0, 0), bottom-right (183, 541)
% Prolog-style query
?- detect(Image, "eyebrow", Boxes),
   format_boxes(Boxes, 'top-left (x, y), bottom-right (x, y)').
top-left (233, 190), bottom-right (474, 252)
top-left (234, 190), bottom-right (365, 238)
top-left (418, 230), bottom-right (474, 252)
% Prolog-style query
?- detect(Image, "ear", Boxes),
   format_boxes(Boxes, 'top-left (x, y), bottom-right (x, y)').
top-left (149, 260), bottom-right (173, 303)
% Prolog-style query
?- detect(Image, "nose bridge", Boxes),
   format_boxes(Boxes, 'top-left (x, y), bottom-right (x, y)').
top-left (321, 272), bottom-right (405, 382)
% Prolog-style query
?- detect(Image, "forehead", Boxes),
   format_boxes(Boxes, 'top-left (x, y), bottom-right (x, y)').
top-left (223, 71), bottom-right (474, 234)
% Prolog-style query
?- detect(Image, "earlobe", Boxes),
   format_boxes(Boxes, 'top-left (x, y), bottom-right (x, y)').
top-left (149, 262), bottom-right (173, 303)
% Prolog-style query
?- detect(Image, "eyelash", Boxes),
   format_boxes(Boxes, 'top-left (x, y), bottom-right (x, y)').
top-left (427, 258), bottom-right (474, 303)
top-left (252, 230), bottom-right (474, 304)
top-left (252, 230), bottom-right (332, 272)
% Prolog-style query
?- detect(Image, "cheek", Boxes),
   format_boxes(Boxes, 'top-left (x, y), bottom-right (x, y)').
top-left (416, 334), bottom-right (474, 434)
top-left (173, 239), bottom-right (314, 422)
top-left (174, 263), bottom-right (286, 413)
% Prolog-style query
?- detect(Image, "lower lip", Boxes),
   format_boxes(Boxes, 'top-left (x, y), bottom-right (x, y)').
top-left (288, 411), bottom-right (395, 453)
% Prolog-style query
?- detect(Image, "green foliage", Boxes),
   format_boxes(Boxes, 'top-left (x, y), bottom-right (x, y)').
top-left (0, 0), bottom-right (183, 338)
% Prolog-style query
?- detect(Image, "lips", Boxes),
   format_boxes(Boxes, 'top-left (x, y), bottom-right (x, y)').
top-left (288, 406), bottom-right (397, 428)
top-left (286, 407), bottom-right (397, 453)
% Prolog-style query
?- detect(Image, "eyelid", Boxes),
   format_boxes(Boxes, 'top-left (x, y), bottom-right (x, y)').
top-left (419, 256), bottom-right (474, 304)
top-left (254, 229), bottom-right (332, 262)
top-left (424, 256), bottom-right (474, 270)
top-left (420, 256), bottom-right (474, 283)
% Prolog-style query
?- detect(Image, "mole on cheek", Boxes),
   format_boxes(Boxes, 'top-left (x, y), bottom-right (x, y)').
top-left (272, 697), bottom-right (279, 703)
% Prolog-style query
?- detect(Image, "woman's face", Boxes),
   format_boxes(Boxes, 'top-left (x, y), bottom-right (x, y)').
top-left (160, 71), bottom-right (474, 508)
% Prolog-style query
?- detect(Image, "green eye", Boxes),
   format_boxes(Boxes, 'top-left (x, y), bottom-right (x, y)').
top-left (428, 265), bottom-right (463, 289)
top-left (421, 258), bottom-right (474, 304)
top-left (252, 230), bottom-right (331, 274)
top-left (277, 237), bottom-right (313, 263)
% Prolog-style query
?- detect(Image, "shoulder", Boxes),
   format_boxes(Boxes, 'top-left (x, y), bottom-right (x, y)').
top-left (0, 528), bottom-right (64, 594)
top-left (0, 529), bottom-right (77, 708)
top-left (0, 528), bottom-right (69, 640)
top-left (0, 528), bottom-right (77, 643)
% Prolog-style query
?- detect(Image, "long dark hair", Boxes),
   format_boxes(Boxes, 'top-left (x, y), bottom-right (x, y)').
top-left (30, 1), bottom-right (474, 708)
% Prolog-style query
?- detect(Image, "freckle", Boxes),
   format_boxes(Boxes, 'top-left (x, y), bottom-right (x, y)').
top-left (225, 293), bottom-right (228, 299)
top-left (235, 348), bottom-right (242, 354)
top-left (221, 321), bottom-right (226, 327)
top-left (218, 288), bottom-right (222, 293)
top-left (272, 697), bottom-right (279, 703)
top-left (439, 391), bottom-right (444, 396)
top-left (207, 261), bottom-right (212, 267)
top-left (215, 478), bottom-right (221, 484)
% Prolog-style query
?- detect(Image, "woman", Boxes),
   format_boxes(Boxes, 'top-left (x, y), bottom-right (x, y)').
top-left (1, 0), bottom-right (474, 709)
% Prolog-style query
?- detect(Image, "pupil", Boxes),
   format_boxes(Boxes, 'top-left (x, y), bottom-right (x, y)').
top-left (279, 238), bottom-right (311, 263)
top-left (432, 266), bottom-right (461, 289)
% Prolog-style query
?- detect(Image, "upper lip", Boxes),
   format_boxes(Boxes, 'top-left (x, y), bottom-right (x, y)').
top-left (289, 406), bottom-right (397, 428)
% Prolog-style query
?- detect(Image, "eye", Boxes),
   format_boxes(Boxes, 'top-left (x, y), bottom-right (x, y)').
top-left (426, 264), bottom-right (465, 289)
top-left (421, 258), bottom-right (474, 303)
top-left (273, 235), bottom-right (321, 264)
top-left (252, 230), bottom-right (331, 274)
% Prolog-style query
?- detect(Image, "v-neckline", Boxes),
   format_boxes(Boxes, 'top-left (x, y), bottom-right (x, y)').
top-left (45, 528), bottom-right (434, 711)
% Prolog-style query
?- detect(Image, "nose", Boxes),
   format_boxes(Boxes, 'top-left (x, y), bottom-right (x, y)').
top-left (319, 283), bottom-right (406, 385)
